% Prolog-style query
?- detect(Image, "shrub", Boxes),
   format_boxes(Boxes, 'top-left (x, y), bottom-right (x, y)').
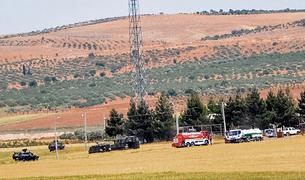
top-left (88, 53), bottom-right (95, 58)
top-left (51, 77), bottom-right (58, 82)
top-left (185, 89), bottom-right (196, 95)
top-left (29, 80), bottom-right (37, 87)
top-left (20, 81), bottom-right (27, 86)
top-left (167, 89), bottom-right (177, 96)
top-left (96, 61), bottom-right (105, 67)
top-left (99, 72), bottom-right (106, 77)
top-left (44, 76), bottom-right (52, 84)
top-left (59, 133), bottom-right (76, 139)
top-left (89, 70), bottom-right (96, 77)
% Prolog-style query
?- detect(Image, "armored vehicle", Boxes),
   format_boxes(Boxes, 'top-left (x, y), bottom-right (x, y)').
top-left (48, 140), bottom-right (65, 152)
top-left (88, 144), bottom-right (111, 154)
top-left (12, 149), bottom-right (39, 161)
top-left (88, 136), bottom-right (140, 154)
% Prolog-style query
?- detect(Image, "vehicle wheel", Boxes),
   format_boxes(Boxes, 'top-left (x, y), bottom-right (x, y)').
top-left (286, 133), bottom-right (290, 136)
top-left (186, 143), bottom-right (191, 147)
top-left (191, 142), bottom-right (195, 146)
top-left (205, 140), bottom-right (209, 145)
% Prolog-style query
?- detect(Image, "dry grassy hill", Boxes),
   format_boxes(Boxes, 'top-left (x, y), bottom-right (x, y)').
top-left (0, 12), bottom-right (305, 131)
top-left (1, 13), bottom-right (305, 63)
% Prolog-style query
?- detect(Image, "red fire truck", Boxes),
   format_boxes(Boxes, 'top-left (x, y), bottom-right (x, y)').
top-left (172, 131), bottom-right (211, 148)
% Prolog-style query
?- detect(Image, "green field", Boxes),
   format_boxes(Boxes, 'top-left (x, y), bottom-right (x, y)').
top-left (1, 136), bottom-right (305, 179)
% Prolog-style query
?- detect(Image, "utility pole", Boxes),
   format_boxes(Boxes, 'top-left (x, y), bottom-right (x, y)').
top-left (176, 113), bottom-right (179, 134)
top-left (221, 102), bottom-right (227, 135)
top-left (54, 117), bottom-right (60, 160)
top-left (82, 112), bottom-right (88, 151)
top-left (103, 115), bottom-right (106, 132)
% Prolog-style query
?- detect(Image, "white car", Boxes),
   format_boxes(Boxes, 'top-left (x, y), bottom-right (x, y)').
top-left (282, 127), bottom-right (301, 136)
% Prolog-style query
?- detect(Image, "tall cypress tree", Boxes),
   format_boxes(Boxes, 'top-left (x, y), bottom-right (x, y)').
top-left (105, 109), bottom-right (124, 137)
top-left (180, 93), bottom-right (209, 126)
top-left (297, 91), bottom-right (305, 121)
top-left (224, 95), bottom-right (247, 129)
top-left (154, 93), bottom-right (174, 141)
top-left (125, 99), bottom-right (138, 136)
top-left (273, 89), bottom-right (297, 127)
top-left (137, 100), bottom-right (154, 143)
top-left (245, 89), bottom-right (267, 129)
top-left (265, 91), bottom-right (277, 126)
top-left (125, 99), bottom-right (154, 143)
top-left (207, 98), bottom-right (222, 124)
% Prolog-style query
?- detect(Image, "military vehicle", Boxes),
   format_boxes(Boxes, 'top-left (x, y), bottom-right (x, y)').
top-left (89, 136), bottom-right (140, 154)
top-left (88, 143), bottom-right (111, 154)
top-left (48, 140), bottom-right (65, 152)
top-left (12, 149), bottom-right (39, 161)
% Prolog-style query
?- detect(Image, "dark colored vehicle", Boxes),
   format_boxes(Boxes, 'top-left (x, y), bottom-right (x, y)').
top-left (88, 136), bottom-right (140, 154)
top-left (12, 149), bottom-right (39, 161)
top-left (111, 136), bottom-right (140, 150)
top-left (88, 144), bottom-right (111, 154)
top-left (48, 140), bottom-right (65, 152)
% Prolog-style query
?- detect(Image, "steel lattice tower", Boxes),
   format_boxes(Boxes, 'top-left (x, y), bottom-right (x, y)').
top-left (129, 0), bottom-right (147, 103)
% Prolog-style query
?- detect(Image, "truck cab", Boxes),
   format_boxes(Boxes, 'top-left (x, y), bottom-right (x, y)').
top-left (226, 129), bottom-right (242, 143)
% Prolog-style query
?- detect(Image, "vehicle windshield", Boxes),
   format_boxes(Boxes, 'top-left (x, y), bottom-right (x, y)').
top-left (229, 130), bottom-right (240, 136)
top-left (265, 130), bottom-right (272, 133)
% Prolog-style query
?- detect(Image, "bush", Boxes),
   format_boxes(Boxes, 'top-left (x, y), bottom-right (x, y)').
top-left (0, 140), bottom-right (48, 148)
top-left (29, 80), bottom-right (37, 87)
top-left (87, 131), bottom-right (104, 141)
top-left (99, 72), bottom-right (106, 77)
top-left (44, 76), bottom-right (52, 84)
top-left (185, 89), bottom-right (196, 95)
top-left (167, 89), bottom-right (177, 96)
top-left (59, 133), bottom-right (76, 140)
top-left (96, 61), bottom-right (105, 67)
top-left (20, 81), bottom-right (27, 86)
top-left (51, 77), bottom-right (58, 82)
top-left (73, 129), bottom-right (104, 141)
top-left (88, 53), bottom-right (95, 58)
top-left (0, 102), bottom-right (6, 108)
top-left (89, 70), bottom-right (96, 77)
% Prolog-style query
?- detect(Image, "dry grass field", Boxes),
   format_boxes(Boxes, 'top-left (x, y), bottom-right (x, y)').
top-left (0, 136), bottom-right (305, 179)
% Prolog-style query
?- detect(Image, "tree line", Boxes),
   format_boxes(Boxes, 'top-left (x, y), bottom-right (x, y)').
top-left (197, 9), bottom-right (305, 16)
top-left (106, 93), bottom-right (174, 143)
top-left (105, 89), bottom-right (305, 142)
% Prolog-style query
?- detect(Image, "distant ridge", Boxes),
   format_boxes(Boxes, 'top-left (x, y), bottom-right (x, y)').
top-left (0, 16), bottom-right (126, 39)
top-left (197, 8), bottom-right (305, 15)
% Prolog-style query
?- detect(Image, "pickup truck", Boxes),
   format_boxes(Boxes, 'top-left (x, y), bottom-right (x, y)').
top-left (283, 127), bottom-right (301, 136)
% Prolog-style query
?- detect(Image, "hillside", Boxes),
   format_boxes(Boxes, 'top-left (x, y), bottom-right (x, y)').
top-left (1, 13), bottom-right (305, 62)
top-left (0, 12), bottom-right (305, 131)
